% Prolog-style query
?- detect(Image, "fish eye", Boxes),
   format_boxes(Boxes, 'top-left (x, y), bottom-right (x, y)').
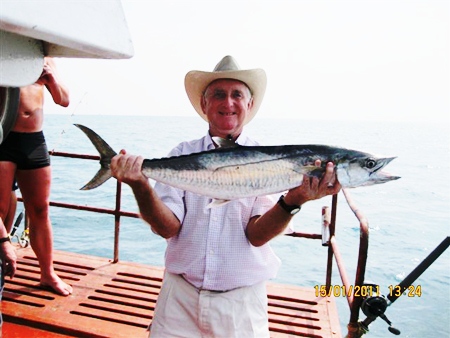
top-left (365, 158), bottom-right (377, 169)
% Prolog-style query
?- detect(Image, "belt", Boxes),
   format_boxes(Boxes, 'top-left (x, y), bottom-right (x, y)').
top-left (179, 274), bottom-right (235, 294)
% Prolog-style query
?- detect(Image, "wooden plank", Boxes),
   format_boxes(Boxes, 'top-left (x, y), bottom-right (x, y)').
top-left (2, 247), bottom-right (341, 338)
top-left (2, 321), bottom-right (73, 338)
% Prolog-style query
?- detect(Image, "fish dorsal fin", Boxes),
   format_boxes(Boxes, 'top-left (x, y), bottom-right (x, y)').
top-left (207, 199), bottom-right (231, 208)
top-left (212, 137), bottom-right (239, 148)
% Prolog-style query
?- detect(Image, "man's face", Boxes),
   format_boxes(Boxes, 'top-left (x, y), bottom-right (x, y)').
top-left (201, 79), bottom-right (253, 139)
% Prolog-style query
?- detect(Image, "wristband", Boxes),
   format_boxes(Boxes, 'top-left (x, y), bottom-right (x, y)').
top-left (0, 236), bottom-right (11, 243)
top-left (277, 195), bottom-right (302, 215)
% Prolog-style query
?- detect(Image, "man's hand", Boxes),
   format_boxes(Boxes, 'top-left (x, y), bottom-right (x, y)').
top-left (284, 161), bottom-right (341, 206)
top-left (1, 241), bottom-right (17, 278)
top-left (110, 149), bottom-right (148, 189)
top-left (38, 57), bottom-right (70, 107)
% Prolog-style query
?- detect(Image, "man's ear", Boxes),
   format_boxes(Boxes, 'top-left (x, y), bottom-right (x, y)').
top-left (247, 96), bottom-right (254, 110)
top-left (200, 95), bottom-right (206, 112)
top-left (200, 95), bottom-right (209, 120)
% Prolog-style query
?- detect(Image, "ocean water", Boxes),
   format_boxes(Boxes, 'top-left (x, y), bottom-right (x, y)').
top-left (14, 115), bottom-right (450, 337)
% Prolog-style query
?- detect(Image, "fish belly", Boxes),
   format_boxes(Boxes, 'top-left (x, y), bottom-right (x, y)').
top-left (142, 160), bottom-right (305, 200)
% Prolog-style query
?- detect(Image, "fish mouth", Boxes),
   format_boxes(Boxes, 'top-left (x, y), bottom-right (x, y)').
top-left (369, 157), bottom-right (400, 185)
top-left (370, 171), bottom-right (401, 184)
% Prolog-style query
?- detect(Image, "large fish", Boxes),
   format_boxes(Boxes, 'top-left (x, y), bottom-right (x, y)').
top-left (75, 124), bottom-right (399, 203)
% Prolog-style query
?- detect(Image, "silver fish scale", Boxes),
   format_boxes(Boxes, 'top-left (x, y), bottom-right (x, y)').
top-left (143, 165), bottom-right (304, 200)
top-left (142, 153), bottom-right (307, 199)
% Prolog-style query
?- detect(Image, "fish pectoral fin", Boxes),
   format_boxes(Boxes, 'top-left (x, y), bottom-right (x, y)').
top-left (295, 165), bottom-right (324, 178)
top-left (207, 199), bottom-right (231, 208)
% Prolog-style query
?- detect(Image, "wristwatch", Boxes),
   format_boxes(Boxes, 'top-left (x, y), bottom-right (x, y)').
top-left (277, 195), bottom-right (301, 215)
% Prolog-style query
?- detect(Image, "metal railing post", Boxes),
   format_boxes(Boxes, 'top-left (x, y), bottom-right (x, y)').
top-left (113, 180), bottom-right (122, 263)
top-left (342, 189), bottom-right (370, 337)
top-left (326, 194), bottom-right (338, 290)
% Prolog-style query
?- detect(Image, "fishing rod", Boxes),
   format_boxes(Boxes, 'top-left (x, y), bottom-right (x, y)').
top-left (9, 210), bottom-right (30, 248)
top-left (357, 236), bottom-right (450, 336)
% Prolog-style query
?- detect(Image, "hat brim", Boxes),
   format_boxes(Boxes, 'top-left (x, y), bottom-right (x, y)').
top-left (185, 68), bottom-right (267, 125)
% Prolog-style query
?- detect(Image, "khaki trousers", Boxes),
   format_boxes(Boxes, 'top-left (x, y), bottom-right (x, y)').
top-left (149, 272), bottom-right (270, 338)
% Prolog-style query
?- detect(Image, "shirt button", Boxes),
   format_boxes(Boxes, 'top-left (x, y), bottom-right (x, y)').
top-left (209, 250), bottom-right (214, 255)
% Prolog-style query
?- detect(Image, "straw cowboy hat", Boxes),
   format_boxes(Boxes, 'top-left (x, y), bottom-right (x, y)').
top-left (185, 55), bottom-right (267, 125)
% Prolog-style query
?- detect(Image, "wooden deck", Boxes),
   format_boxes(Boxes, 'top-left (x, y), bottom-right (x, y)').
top-left (2, 246), bottom-right (341, 338)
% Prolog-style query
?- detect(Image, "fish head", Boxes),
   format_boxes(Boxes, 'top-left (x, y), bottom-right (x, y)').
top-left (336, 155), bottom-right (400, 188)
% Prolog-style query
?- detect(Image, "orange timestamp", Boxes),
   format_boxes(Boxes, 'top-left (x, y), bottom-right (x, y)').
top-left (314, 284), bottom-right (422, 298)
top-left (388, 285), bottom-right (422, 297)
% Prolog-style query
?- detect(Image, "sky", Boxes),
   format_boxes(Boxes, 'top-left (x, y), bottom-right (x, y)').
top-left (49, 0), bottom-right (449, 122)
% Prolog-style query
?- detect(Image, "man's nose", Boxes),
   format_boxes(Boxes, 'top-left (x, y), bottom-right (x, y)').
top-left (223, 95), bottom-right (235, 108)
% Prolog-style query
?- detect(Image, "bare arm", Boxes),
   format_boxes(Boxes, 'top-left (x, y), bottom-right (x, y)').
top-left (110, 150), bottom-right (181, 238)
top-left (39, 57), bottom-right (70, 107)
top-left (0, 221), bottom-right (17, 278)
top-left (246, 161), bottom-right (341, 247)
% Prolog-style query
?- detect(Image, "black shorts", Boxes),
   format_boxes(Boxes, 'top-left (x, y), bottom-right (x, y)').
top-left (0, 131), bottom-right (50, 170)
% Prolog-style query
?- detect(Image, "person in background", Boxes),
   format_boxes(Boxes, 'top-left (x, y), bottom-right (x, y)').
top-left (110, 56), bottom-right (341, 337)
top-left (0, 57), bottom-right (73, 296)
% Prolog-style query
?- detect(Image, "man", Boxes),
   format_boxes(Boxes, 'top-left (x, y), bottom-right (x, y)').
top-left (0, 57), bottom-right (73, 296)
top-left (110, 56), bottom-right (340, 337)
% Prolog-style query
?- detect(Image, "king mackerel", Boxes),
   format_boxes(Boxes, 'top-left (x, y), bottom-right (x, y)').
top-left (75, 124), bottom-right (400, 206)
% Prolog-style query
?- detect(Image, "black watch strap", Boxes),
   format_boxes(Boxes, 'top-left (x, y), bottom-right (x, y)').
top-left (0, 236), bottom-right (11, 243)
top-left (277, 195), bottom-right (301, 215)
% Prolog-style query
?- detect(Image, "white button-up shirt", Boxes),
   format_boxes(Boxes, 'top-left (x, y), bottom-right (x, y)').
top-left (154, 131), bottom-right (282, 291)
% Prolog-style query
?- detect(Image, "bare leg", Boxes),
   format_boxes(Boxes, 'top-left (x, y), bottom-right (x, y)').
top-left (16, 166), bottom-right (73, 296)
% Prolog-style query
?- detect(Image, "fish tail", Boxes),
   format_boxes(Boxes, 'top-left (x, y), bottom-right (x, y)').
top-left (74, 124), bottom-right (117, 190)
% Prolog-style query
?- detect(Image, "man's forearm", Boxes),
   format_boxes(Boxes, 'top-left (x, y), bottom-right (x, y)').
top-left (131, 181), bottom-right (181, 238)
top-left (246, 203), bottom-right (294, 247)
